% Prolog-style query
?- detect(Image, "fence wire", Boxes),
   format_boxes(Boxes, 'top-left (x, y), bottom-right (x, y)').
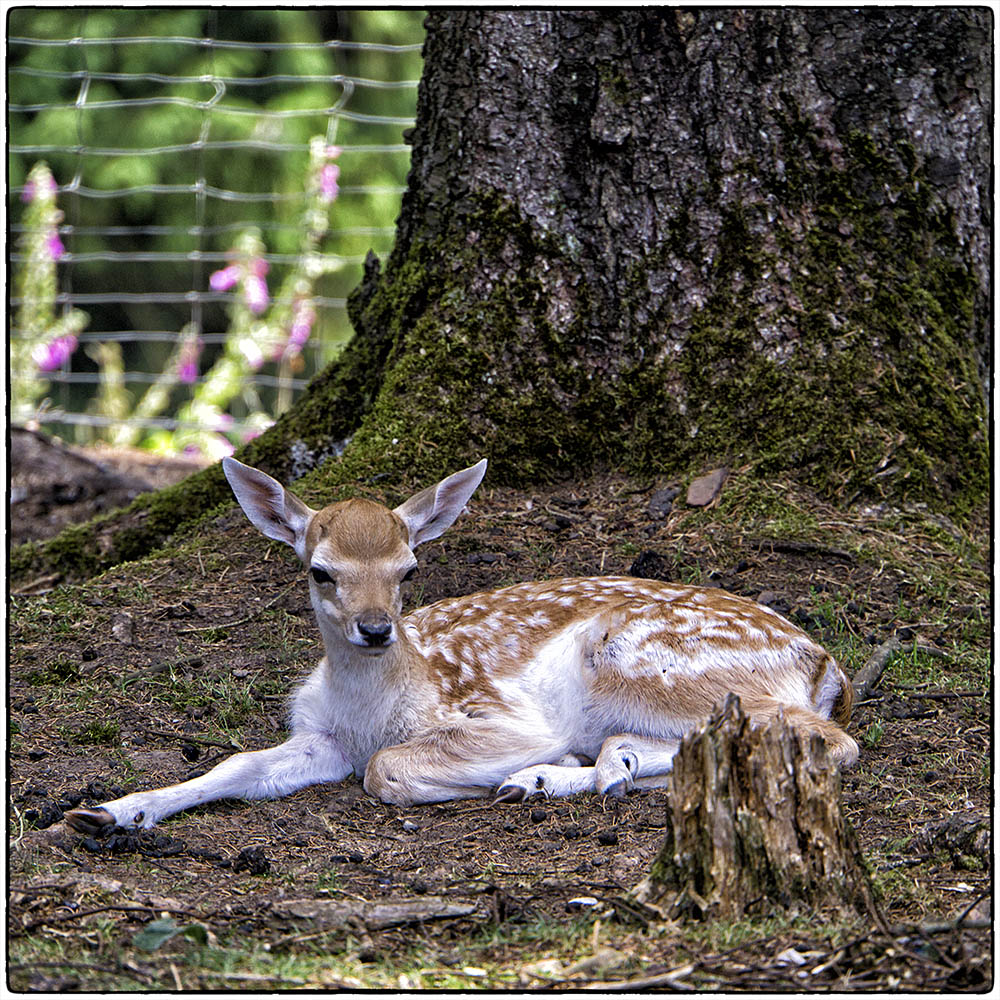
top-left (8, 11), bottom-right (422, 444)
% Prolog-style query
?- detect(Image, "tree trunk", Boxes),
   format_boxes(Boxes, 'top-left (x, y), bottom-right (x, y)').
top-left (635, 695), bottom-right (877, 921)
top-left (12, 9), bottom-right (990, 584)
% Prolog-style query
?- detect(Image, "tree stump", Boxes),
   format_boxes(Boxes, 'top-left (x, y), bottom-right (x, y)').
top-left (639, 695), bottom-right (875, 921)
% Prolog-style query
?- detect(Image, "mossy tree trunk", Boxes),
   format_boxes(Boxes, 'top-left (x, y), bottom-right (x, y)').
top-left (12, 9), bottom-right (990, 584)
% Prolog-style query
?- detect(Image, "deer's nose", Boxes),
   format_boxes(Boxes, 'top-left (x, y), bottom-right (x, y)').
top-left (357, 616), bottom-right (393, 646)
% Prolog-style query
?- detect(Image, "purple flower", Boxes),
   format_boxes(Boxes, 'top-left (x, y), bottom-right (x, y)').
top-left (177, 337), bottom-right (202, 384)
top-left (210, 264), bottom-right (241, 292)
top-left (32, 333), bottom-right (77, 372)
top-left (22, 175), bottom-right (58, 203)
top-left (244, 273), bottom-right (269, 314)
top-left (46, 232), bottom-right (66, 260)
top-left (285, 302), bottom-right (315, 357)
top-left (239, 338), bottom-right (264, 370)
top-left (318, 164), bottom-right (340, 203)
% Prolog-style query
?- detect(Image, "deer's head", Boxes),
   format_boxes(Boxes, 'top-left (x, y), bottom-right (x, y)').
top-left (222, 457), bottom-right (488, 656)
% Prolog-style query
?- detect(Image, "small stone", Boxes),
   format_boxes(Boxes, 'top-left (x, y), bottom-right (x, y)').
top-left (597, 830), bottom-right (619, 846)
top-left (111, 613), bottom-right (136, 645)
top-left (530, 808), bottom-right (548, 823)
top-left (648, 486), bottom-right (680, 519)
top-left (686, 467), bottom-right (728, 507)
top-left (566, 895), bottom-right (599, 910)
top-left (401, 819), bottom-right (420, 833)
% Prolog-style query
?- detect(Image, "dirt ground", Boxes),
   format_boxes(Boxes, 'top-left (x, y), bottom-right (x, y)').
top-left (7, 437), bottom-right (992, 990)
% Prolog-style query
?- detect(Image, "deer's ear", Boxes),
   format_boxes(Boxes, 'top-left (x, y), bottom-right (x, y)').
top-left (223, 457), bottom-right (314, 560)
top-left (393, 459), bottom-right (488, 548)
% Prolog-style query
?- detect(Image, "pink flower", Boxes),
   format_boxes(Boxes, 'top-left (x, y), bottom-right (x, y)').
top-left (46, 232), bottom-right (65, 260)
top-left (211, 255), bottom-right (268, 312)
top-left (284, 301), bottom-right (315, 358)
top-left (318, 164), bottom-right (340, 203)
top-left (176, 337), bottom-right (202, 384)
top-left (326, 145), bottom-right (342, 159)
top-left (32, 333), bottom-right (77, 372)
top-left (244, 273), bottom-right (269, 314)
top-left (210, 264), bottom-right (241, 292)
top-left (215, 434), bottom-right (236, 457)
top-left (239, 338), bottom-right (264, 370)
top-left (22, 175), bottom-right (58, 203)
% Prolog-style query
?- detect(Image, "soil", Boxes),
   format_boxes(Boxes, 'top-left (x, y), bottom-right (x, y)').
top-left (7, 436), bottom-right (992, 990)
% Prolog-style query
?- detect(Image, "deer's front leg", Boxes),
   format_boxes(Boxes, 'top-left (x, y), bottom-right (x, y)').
top-left (64, 731), bottom-right (353, 833)
top-left (363, 719), bottom-right (571, 806)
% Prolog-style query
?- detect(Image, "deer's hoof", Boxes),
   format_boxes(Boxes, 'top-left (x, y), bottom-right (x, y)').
top-left (493, 784), bottom-right (526, 804)
top-left (599, 778), bottom-right (629, 800)
top-left (64, 806), bottom-right (116, 835)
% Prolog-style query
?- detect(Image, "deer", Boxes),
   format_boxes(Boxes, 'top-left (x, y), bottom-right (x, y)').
top-left (64, 457), bottom-right (858, 834)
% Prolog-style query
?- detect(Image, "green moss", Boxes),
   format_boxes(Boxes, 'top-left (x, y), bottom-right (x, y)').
top-left (622, 128), bottom-right (987, 515)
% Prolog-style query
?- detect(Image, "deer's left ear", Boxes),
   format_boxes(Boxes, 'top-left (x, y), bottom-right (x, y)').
top-left (393, 459), bottom-right (488, 548)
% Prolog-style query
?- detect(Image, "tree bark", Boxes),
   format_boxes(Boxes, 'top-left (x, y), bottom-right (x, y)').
top-left (11, 9), bottom-right (990, 584)
top-left (635, 695), bottom-right (877, 921)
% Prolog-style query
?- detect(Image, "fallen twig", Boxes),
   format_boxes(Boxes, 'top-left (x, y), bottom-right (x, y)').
top-left (749, 538), bottom-right (855, 562)
top-left (142, 728), bottom-right (240, 751)
top-left (24, 901), bottom-right (203, 932)
top-left (586, 962), bottom-right (697, 991)
top-left (9, 960), bottom-right (153, 983)
top-left (852, 637), bottom-right (900, 700)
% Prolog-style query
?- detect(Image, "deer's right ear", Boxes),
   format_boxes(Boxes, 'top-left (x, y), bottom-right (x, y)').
top-left (222, 458), bottom-right (315, 559)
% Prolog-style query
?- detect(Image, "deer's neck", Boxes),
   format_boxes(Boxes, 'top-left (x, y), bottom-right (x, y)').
top-left (305, 629), bottom-right (433, 763)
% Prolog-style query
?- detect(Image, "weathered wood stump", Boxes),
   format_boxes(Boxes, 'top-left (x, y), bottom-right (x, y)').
top-left (638, 695), bottom-right (875, 921)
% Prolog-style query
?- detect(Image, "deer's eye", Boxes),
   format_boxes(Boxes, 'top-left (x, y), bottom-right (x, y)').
top-left (402, 567), bottom-right (417, 583)
top-left (311, 567), bottom-right (334, 585)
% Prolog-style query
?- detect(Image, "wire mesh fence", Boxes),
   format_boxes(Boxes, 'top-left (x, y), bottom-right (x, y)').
top-left (8, 9), bottom-right (423, 454)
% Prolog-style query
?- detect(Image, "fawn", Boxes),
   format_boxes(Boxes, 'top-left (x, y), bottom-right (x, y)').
top-left (65, 457), bottom-right (858, 833)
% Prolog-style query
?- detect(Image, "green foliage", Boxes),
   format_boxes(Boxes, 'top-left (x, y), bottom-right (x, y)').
top-left (8, 9), bottom-right (423, 442)
top-left (26, 657), bottom-right (79, 686)
top-left (134, 917), bottom-right (209, 953)
top-left (65, 720), bottom-right (121, 745)
top-left (10, 162), bottom-right (88, 421)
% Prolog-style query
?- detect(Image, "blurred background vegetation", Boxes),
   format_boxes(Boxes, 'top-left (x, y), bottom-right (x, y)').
top-left (8, 8), bottom-right (425, 449)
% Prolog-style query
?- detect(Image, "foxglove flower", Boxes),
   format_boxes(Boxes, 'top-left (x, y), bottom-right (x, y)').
top-left (238, 337), bottom-right (264, 370)
top-left (209, 264), bottom-right (240, 292)
top-left (318, 164), bottom-right (340, 203)
top-left (283, 300), bottom-right (316, 359)
top-left (32, 333), bottom-right (77, 372)
top-left (46, 232), bottom-right (66, 260)
top-left (244, 264), bottom-right (269, 314)
top-left (176, 336), bottom-right (202, 384)
top-left (22, 174), bottom-right (58, 203)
